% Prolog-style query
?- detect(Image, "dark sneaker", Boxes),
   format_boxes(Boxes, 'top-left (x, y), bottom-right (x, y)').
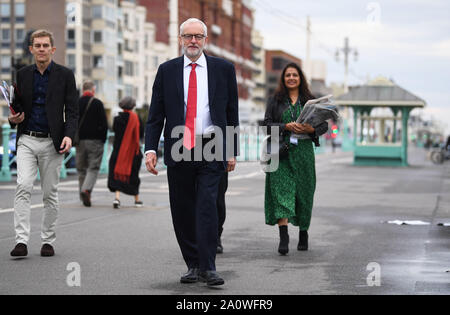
top-left (81, 190), bottom-right (91, 207)
top-left (10, 243), bottom-right (28, 257)
top-left (40, 244), bottom-right (55, 257)
top-left (134, 200), bottom-right (143, 208)
top-left (113, 199), bottom-right (120, 209)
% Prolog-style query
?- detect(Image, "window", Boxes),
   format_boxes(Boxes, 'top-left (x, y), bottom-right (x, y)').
top-left (0, 3), bottom-right (10, 17)
top-left (124, 13), bottom-right (129, 29)
top-left (125, 39), bottom-right (132, 52)
top-left (1, 29), bottom-right (10, 49)
top-left (272, 57), bottom-right (285, 71)
top-left (15, 3), bottom-right (25, 22)
top-left (134, 40), bottom-right (139, 53)
top-left (124, 61), bottom-right (133, 76)
top-left (124, 84), bottom-right (133, 97)
top-left (15, 29), bottom-right (25, 42)
top-left (93, 31), bottom-right (102, 43)
top-left (92, 6), bottom-right (102, 18)
top-left (93, 56), bottom-right (103, 68)
top-left (1, 55), bottom-right (11, 73)
top-left (67, 29), bottom-right (75, 41)
top-left (66, 54), bottom-right (76, 69)
top-left (0, 3), bottom-right (10, 14)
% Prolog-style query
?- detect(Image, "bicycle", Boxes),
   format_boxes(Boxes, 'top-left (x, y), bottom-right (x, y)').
top-left (430, 147), bottom-right (450, 165)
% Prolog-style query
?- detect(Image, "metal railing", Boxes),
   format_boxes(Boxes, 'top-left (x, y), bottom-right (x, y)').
top-left (0, 125), bottom-right (327, 182)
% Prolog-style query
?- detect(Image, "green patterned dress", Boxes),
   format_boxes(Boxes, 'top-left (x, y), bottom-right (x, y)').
top-left (264, 102), bottom-right (316, 231)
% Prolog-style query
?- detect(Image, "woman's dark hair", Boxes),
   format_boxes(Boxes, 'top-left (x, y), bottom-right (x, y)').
top-left (274, 62), bottom-right (314, 105)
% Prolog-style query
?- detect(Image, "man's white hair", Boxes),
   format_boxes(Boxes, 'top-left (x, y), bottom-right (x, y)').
top-left (179, 18), bottom-right (208, 36)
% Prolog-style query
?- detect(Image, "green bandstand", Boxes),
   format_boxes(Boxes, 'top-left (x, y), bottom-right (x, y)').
top-left (336, 77), bottom-right (426, 167)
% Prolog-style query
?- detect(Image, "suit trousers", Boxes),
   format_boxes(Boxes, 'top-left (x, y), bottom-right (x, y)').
top-left (76, 139), bottom-right (104, 193)
top-left (217, 172), bottom-right (228, 239)
top-left (167, 160), bottom-right (224, 272)
top-left (14, 135), bottom-right (63, 245)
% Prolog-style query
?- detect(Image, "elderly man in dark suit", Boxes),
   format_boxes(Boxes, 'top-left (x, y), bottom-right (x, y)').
top-left (145, 18), bottom-right (239, 286)
top-left (8, 30), bottom-right (78, 257)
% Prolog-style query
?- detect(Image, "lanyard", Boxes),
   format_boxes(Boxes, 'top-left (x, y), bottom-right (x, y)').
top-left (287, 99), bottom-right (302, 122)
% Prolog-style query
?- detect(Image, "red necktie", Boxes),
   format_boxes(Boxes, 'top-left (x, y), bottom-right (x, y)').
top-left (183, 63), bottom-right (197, 150)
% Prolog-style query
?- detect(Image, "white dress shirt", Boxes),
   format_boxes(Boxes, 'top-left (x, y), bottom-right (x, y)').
top-left (183, 53), bottom-right (214, 135)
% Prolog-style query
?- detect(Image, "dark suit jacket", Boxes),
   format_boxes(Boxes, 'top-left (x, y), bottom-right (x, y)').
top-left (145, 54), bottom-right (240, 167)
top-left (11, 62), bottom-right (79, 153)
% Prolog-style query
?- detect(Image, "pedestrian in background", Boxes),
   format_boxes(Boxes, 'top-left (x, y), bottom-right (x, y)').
top-left (76, 81), bottom-right (108, 207)
top-left (263, 63), bottom-right (328, 255)
top-left (107, 97), bottom-right (144, 209)
top-left (8, 30), bottom-right (78, 257)
top-left (445, 135), bottom-right (450, 151)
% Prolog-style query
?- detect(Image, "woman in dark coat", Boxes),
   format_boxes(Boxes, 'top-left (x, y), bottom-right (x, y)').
top-left (264, 63), bottom-right (328, 255)
top-left (108, 97), bottom-right (144, 208)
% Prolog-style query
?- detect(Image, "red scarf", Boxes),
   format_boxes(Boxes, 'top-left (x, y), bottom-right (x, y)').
top-left (114, 110), bottom-right (140, 183)
top-left (82, 91), bottom-right (94, 97)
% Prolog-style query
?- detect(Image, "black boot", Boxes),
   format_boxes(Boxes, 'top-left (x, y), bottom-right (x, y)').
top-left (298, 230), bottom-right (308, 251)
top-left (278, 225), bottom-right (289, 255)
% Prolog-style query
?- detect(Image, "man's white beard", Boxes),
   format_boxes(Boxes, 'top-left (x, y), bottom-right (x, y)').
top-left (182, 46), bottom-right (204, 59)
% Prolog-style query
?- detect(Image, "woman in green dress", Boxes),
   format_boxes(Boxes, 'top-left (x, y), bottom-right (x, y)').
top-left (264, 63), bottom-right (328, 255)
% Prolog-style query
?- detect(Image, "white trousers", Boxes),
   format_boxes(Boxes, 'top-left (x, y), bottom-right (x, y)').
top-left (14, 135), bottom-right (63, 245)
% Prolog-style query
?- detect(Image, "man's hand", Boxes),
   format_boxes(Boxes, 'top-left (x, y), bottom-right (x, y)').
top-left (227, 157), bottom-right (237, 172)
top-left (8, 112), bottom-right (24, 125)
top-left (59, 137), bottom-right (72, 154)
top-left (145, 152), bottom-right (158, 175)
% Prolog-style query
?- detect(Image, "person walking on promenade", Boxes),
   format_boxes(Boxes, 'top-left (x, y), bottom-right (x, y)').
top-left (108, 97), bottom-right (144, 209)
top-left (145, 18), bottom-right (239, 286)
top-left (8, 30), bottom-right (78, 257)
top-left (76, 81), bottom-right (108, 207)
top-left (216, 172), bottom-right (228, 254)
top-left (264, 63), bottom-right (328, 255)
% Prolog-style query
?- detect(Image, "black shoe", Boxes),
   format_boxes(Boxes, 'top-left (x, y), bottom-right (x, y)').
top-left (216, 238), bottom-right (223, 254)
top-left (278, 225), bottom-right (289, 255)
top-left (113, 199), bottom-right (120, 209)
top-left (81, 190), bottom-right (91, 207)
top-left (10, 243), bottom-right (28, 257)
top-left (180, 268), bottom-right (200, 283)
top-left (298, 230), bottom-right (309, 251)
top-left (40, 244), bottom-right (55, 257)
top-left (199, 271), bottom-right (225, 286)
top-left (134, 200), bottom-right (143, 208)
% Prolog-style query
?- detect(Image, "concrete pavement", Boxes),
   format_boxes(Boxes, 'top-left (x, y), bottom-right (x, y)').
top-left (0, 147), bottom-right (448, 294)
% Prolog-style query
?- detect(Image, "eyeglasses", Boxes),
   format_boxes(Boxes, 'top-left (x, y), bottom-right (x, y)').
top-left (33, 43), bottom-right (51, 48)
top-left (181, 34), bottom-right (206, 41)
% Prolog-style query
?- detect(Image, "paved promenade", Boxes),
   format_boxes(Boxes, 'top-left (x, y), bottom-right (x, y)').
top-left (0, 147), bottom-right (448, 294)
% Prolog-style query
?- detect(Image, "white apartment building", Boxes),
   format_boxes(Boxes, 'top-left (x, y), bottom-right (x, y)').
top-left (251, 29), bottom-right (265, 124)
top-left (0, 0), bottom-right (26, 120)
top-left (66, 0), bottom-right (169, 119)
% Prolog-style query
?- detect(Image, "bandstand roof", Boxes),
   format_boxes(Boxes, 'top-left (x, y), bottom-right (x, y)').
top-left (335, 77), bottom-right (426, 108)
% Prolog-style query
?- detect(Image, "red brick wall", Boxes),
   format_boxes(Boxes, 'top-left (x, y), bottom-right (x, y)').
top-left (138, 0), bottom-right (170, 44)
top-left (139, 0), bottom-right (254, 100)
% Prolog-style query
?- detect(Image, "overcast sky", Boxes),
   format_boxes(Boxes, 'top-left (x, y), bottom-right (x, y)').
top-left (253, 0), bottom-right (450, 134)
